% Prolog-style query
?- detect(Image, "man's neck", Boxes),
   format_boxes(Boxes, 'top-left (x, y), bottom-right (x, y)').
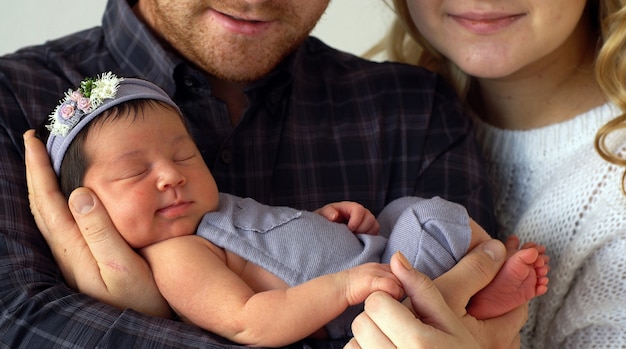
top-left (208, 77), bottom-right (249, 126)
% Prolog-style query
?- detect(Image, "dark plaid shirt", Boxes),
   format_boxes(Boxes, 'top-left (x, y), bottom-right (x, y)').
top-left (0, 0), bottom-right (495, 348)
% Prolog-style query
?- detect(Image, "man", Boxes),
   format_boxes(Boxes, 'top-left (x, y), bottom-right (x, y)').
top-left (3, 0), bottom-right (524, 347)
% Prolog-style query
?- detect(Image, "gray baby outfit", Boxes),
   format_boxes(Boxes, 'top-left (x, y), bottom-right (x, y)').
top-left (196, 193), bottom-right (471, 339)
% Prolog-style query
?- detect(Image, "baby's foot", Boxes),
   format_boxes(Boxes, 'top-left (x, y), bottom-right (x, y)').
top-left (466, 236), bottom-right (549, 319)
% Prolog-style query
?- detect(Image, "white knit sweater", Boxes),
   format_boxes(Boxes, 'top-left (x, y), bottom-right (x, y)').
top-left (473, 102), bottom-right (626, 348)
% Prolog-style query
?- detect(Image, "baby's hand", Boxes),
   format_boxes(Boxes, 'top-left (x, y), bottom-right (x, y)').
top-left (340, 263), bottom-right (403, 306)
top-left (314, 201), bottom-right (380, 235)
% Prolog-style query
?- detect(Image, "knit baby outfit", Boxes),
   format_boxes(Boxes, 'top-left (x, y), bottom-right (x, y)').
top-left (196, 194), bottom-right (471, 339)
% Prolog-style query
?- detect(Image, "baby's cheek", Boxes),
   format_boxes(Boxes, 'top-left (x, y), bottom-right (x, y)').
top-left (108, 202), bottom-right (151, 248)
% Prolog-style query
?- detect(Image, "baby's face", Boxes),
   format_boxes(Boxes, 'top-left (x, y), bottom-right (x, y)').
top-left (82, 104), bottom-right (219, 249)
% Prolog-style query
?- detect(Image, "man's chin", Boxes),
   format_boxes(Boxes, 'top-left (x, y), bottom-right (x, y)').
top-left (207, 63), bottom-right (278, 84)
top-left (201, 40), bottom-right (302, 83)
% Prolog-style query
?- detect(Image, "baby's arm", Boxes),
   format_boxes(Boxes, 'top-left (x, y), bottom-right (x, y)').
top-left (141, 235), bottom-right (402, 347)
top-left (314, 201), bottom-right (380, 235)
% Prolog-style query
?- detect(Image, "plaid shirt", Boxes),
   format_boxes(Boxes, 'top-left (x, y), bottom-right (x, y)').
top-left (0, 0), bottom-right (495, 347)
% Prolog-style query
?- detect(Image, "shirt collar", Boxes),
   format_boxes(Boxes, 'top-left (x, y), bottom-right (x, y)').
top-left (101, 0), bottom-right (299, 102)
top-left (102, 0), bottom-right (182, 96)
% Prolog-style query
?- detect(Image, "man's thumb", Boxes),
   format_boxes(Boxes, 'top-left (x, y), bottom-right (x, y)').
top-left (69, 187), bottom-right (95, 215)
top-left (68, 187), bottom-right (120, 246)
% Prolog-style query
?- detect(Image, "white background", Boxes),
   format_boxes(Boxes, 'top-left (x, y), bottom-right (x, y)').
top-left (0, 1), bottom-right (394, 58)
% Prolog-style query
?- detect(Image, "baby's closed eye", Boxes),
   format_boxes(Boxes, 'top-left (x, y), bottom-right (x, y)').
top-left (173, 146), bottom-right (202, 165)
top-left (112, 163), bottom-right (150, 181)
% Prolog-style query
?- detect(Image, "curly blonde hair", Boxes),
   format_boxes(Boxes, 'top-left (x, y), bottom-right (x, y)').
top-left (369, 0), bottom-right (626, 190)
top-left (595, 1), bottom-right (626, 174)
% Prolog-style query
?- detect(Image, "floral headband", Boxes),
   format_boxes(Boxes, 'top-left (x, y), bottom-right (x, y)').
top-left (46, 72), bottom-right (180, 175)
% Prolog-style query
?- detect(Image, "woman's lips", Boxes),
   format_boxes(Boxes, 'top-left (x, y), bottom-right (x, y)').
top-left (450, 13), bottom-right (525, 35)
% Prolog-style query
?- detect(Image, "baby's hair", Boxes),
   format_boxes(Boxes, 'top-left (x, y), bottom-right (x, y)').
top-left (36, 99), bottom-right (181, 198)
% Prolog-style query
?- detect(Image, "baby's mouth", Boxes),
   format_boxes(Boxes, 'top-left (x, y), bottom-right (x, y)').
top-left (157, 201), bottom-right (193, 218)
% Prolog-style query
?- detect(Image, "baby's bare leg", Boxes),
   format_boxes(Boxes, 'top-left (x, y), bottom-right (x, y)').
top-left (466, 236), bottom-right (549, 319)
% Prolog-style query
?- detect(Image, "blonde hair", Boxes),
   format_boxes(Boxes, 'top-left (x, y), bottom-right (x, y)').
top-left (369, 0), bottom-right (626, 190)
top-left (595, 1), bottom-right (626, 178)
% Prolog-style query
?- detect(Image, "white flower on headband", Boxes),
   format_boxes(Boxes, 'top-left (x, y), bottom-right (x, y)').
top-left (46, 72), bottom-right (123, 136)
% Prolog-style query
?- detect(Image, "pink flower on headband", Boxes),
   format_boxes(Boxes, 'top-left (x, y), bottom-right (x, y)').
top-left (46, 72), bottom-right (122, 136)
top-left (68, 90), bottom-right (82, 102)
top-left (77, 96), bottom-right (92, 113)
top-left (59, 101), bottom-right (76, 120)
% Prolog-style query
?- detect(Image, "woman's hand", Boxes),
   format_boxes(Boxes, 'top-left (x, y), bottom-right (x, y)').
top-left (347, 240), bottom-right (527, 349)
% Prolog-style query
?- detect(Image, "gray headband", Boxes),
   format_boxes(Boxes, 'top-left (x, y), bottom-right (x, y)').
top-left (46, 73), bottom-right (180, 175)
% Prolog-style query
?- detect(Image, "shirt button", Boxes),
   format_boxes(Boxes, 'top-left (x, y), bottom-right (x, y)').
top-left (220, 149), bottom-right (232, 164)
top-left (183, 77), bottom-right (195, 87)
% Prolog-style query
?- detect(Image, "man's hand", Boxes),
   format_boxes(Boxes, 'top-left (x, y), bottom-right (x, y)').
top-left (24, 130), bottom-right (170, 317)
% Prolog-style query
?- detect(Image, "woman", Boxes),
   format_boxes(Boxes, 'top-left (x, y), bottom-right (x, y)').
top-left (358, 0), bottom-right (626, 347)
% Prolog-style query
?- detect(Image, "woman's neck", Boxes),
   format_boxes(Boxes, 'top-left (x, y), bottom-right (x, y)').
top-left (470, 16), bottom-right (606, 130)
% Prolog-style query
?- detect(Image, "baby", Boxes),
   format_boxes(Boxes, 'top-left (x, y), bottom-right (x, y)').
top-left (38, 73), bottom-right (548, 347)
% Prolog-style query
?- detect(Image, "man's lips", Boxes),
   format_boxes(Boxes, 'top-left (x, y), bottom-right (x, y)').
top-left (211, 9), bottom-right (272, 35)
top-left (222, 11), bottom-right (262, 23)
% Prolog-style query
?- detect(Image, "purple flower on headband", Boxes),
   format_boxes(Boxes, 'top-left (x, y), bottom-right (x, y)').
top-left (59, 101), bottom-right (77, 120)
top-left (52, 100), bottom-right (82, 133)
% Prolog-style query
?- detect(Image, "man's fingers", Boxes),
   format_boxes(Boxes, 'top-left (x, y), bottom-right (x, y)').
top-left (68, 188), bottom-right (156, 300)
top-left (24, 129), bottom-right (86, 287)
top-left (25, 131), bottom-right (165, 315)
top-left (434, 239), bottom-right (507, 313)
top-left (24, 130), bottom-right (76, 242)
top-left (68, 188), bottom-right (137, 271)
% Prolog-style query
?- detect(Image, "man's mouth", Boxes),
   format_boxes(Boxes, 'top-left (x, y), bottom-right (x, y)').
top-left (223, 13), bottom-right (262, 23)
top-left (211, 9), bottom-right (273, 35)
